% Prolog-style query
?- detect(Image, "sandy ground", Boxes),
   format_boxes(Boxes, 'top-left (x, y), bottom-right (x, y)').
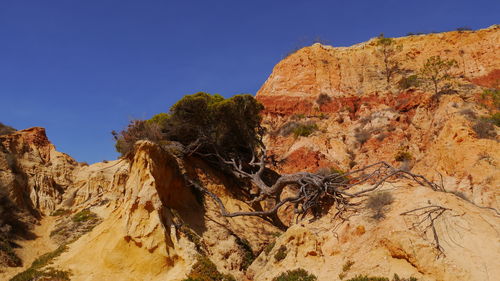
top-left (0, 216), bottom-right (58, 280)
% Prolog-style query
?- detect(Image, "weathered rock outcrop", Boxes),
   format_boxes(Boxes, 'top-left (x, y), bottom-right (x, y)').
top-left (257, 26), bottom-right (499, 210)
top-left (1, 26), bottom-right (499, 281)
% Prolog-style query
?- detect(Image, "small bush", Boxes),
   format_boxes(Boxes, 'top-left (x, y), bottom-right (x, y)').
top-left (316, 93), bottom-right (332, 106)
top-left (484, 112), bottom-right (500, 127)
top-left (480, 88), bottom-right (500, 109)
top-left (459, 108), bottom-right (476, 120)
top-left (264, 241), bottom-right (276, 255)
top-left (72, 209), bottom-right (97, 223)
top-left (293, 123), bottom-right (318, 138)
top-left (274, 245), bottom-right (287, 262)
top-left (0, 122), bottom-right (16, 136)
top-left (343, 260), bottom-right (355, 272)
top-left (235, 238), bottom-right (254, 270)
top-left (183, 255), bottom-right (236, 281)
top-left (397, 75), bottom-right (421, 90)
top-left (179, 225), bottom-right (206, 254)
top-left (456, 27), bottom-right (472, 32)
top-left (278, 121), bottom-right (301, 137)
top-left (10, 245), bottom-right (70, 281)
top-left (366, 192), bottom-right (394, 220)
top-left (346, 276), bottom-right (389, 281)
top-left (346, 274), bottom-right (417, 281)
top-left (339, 260), bottom-right (355, 279)
top-left (50, 209), bottom-right (71, 217)
top-left (394, 151), bottom-right (412, 162)
top-left (472, 119), bottom-right (496, 139)
top-left (272, 268), bottom-right (317, 281)
top-left (318, 112), bottom-right (329, 120)
top-left (355, 130), bottom-right (371, 145)
top-left (291, 113), bottom-right (306, 120)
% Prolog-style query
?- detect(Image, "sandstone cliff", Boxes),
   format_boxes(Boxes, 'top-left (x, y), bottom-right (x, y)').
top-left (257, 25), bottom-right (499, 210)
top-left (1, 26), bottom-right (499, 281)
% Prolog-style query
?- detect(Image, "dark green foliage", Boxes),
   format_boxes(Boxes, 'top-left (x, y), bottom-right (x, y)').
top-left (274, 245), bottom-right (287, 262)
top-left (472, 119), bottom-right (497, 139)
top-left (456, 27), bottom-right (472, 32)
top-left (272, 268), bottom-right (317, 281)
top-left (112, 119), bottom-right (164, 156)
top-left (480, 88), bottom-right (500, 109)
top-left (346, 276), bottom-right (389, 281)
top-left (346, 274), bottom-right (418, 281)
top-left (179, 226), bottom-right (206, 254)
top-left (398, 75), bottom-right (421, 90)
top-left (293, 123), bottom-right (318, 138)
top-left (50, 209), bottom-right (71, 217)
top-left (339, 260), bottom-right (355, 279)
top-left (0, 122), bottom-right (16, 136)
top-left (113, 93), bottom-right (264, 163)
top-left (375, 35), bottom-right (402, 86)
top-left (343, 260), bottom-right (355, 272)
top-left (264, 241), bottom-right (276, 255)
top-left (394, 151), bottom-right (413, 162)
top-left (316, 93), bottom-right (332, 106)
top-left (418, 56), bottom-right (458, 94)
top-left (235, 238), bottom-right (255, 270)
top-left (366, 192), bottom-right (394, 220)
top-left (483, 112), bottom-right (500, 127)
top-left (182, 255), bottom-right (236, 281)
top-left (10, 245), bottom-right (70, 281)
top-left (72, 209), bottom-right (97, 223)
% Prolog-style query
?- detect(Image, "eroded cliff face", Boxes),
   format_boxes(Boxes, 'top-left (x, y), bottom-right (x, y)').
top-left (256, 25), bottom-right (499, 210)
top-left (1, 26), bottom-right (499, 281)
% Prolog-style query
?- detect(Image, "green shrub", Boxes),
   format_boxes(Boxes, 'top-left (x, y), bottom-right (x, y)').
top-left (472, 119), bottom-right (497, 139)
top-left (292, 113), bottom-right (306, 120)
top-left (394, 151), bottom-right (413, 162)
top-left (398, 75), bottom-right (421, 90)
top-left (316, 93), bottom-right (332, 106)
top-left (179, 225), bottom-right (206, 254)
top-left (50, 209), bottom-right (71, 216)
top-left (264, 241), bottom-right (276, 255)
top-left (113, 93), bottom-right (264, 163)
top-left (346, 276), bottom-right (389, 281)
top-left (346, 274), bottom-right (418, 281)
top-left (355, 129), bottom-right (371, 145)
top-left (235, 238), bottom-right (254, 270)
top-left (272, 268), bottom-right (317, 281)
top-left (339, 260), bottom-right (355, 279)
top-left (418, 56), bottom-right (458, 94)
top-left (72, 209), bottom-right (97, 223)
top-left (293, 123), bottom-right (318, 138)
top-left (0, 122), bottom-right (16, 136)
top-left (480, 89), bottom-right (500, 109)
top-left (483, 112), bottom-right (500, 127)
top-left (274, 245), bottom-right (288, 262)
top-left (366, 192), bottom-right (394, 220)
top-left (182, 255), bottom-right (236, 281)
top-left (456, 27), bottom-right (472, 32)
top-left (10, 245), bottom-right (70, 281)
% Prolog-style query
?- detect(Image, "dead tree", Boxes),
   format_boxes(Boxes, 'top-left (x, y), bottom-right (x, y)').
top-left (400, 205), bottom-right (453, 258)
top-left (188, 144), bottom-right (444, 226)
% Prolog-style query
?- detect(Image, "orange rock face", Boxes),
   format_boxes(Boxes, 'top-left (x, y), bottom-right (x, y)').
top-left (257, 25), bottom-right (500, 209)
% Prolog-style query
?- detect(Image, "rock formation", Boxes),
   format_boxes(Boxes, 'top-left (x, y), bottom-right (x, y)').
top-left (0, 26), bottom-right (499, 281)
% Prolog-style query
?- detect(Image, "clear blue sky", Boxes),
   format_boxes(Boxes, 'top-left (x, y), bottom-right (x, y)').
top-left (1, 0), bottom-right (498, 163)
